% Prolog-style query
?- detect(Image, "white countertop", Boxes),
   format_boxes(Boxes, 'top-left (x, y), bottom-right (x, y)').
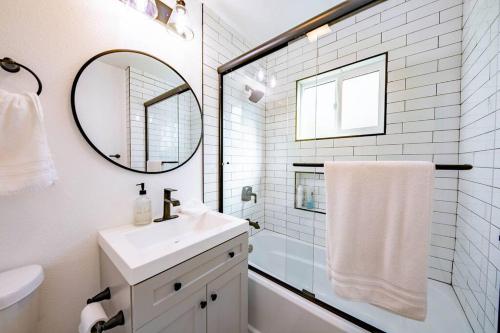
top-left (98, 211), bottom-right (248, 285)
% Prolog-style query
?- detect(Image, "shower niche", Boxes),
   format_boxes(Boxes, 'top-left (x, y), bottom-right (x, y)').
top-left (294, 172), bottom-right (325, 214)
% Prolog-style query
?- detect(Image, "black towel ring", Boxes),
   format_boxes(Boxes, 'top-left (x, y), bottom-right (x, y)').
top-left (0, 57), bottom-right (42, 95)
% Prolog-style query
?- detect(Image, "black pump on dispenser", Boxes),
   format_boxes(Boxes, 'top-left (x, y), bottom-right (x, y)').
top-left (136, 183), bottom-right (147, 195)
top-left (134, 183), bottom-right (152, 225)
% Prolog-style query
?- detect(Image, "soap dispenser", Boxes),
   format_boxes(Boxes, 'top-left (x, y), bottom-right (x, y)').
top-left (134, 183), bottom-right (152, 225)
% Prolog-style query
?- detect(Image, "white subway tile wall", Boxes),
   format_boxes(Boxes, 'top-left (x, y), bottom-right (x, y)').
top-left (202, 3), bottom-right (499, 331)
top-left (259, 0), bottom-right (463, 284)
top-left (204, 0), bottom-right (462, 282)
top-left (453, 0), bottom-right (500, 331)
top-left (221, 61), bottom-right (267, 234)
top-left (129, 67), bottom-right (200, 171)
top-left (202, 6), bottom-right (256, 210)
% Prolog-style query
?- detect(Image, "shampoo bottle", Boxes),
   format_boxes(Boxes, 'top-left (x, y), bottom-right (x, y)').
top-left (134, 183), bottom-right (152, 225)
top-left (306, 191), bottom-right (315, 209)
top-left (296, 185), bottom-right (304, 208)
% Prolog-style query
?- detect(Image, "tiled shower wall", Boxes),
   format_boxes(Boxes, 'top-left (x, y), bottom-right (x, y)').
top-left (147, 96), bottom-right (179, 165)
top-left (202, 6), bottom-right (256, 211)
top-left (452, 0), bottom-right (500, 331)
top-left (128, 67), bottom-right (174, 170)
top-left (203, 0), bottom-right (500, 329)
top-left (188, 92), bottom-right (203, 161)
top-left (263, 0), bottom-right (463, 284)
top-left (128, 68), bottom-right (199, 170)
top-left (221, 63), bottom-right (266, 229)
top-left (175, 91), bottom-right (201, 164)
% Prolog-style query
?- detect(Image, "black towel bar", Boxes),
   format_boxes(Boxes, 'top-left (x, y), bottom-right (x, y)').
top-left (292, 163), bottom-right (473, 170)
top-left (1, 57), bottom-right (43, 95)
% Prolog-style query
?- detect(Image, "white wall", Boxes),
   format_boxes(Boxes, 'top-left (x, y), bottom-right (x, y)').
top-left (0, 1), bottom-right (202, 332)
top-left (77, 61), bottom-right (129, 166)
top-left (453, 0), bottom-right (500, 331)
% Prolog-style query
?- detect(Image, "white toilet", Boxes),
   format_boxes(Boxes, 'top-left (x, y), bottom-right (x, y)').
top-left (0, 265), bottom-right (44, 333)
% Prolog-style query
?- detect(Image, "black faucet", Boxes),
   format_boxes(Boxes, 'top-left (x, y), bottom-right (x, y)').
top-left (246, 218), bottom-right (260, 229)
top-left (154, 188), bottom-right (181, 222)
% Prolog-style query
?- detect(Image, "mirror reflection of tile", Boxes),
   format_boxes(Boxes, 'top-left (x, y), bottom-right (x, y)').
top-left (128, 67), bottom-right (201, 171)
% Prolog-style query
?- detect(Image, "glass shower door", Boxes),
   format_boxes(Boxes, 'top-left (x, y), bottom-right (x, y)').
top-left (282, 36), bottom-right (322, 295)
top-left (220, 61), bottom-right (276, 275)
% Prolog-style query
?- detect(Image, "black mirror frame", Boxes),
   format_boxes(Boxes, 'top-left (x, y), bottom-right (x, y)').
top-left (70, 49), bottom-right (203, 174)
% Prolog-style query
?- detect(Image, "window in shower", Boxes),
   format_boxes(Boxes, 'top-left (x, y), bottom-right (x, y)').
top-left (295, 53), bottom-right (387, 140)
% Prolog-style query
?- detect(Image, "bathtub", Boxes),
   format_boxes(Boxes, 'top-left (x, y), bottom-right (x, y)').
top-left (248, 229), bottom-right (472, 333)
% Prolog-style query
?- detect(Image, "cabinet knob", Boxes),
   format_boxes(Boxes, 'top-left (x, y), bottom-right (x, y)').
top-left (174, 282), bottom-right (182, 291)
top-left (228, 251), bottom-right (235, 258)
top-left (211, 293), bottom-right (218, 301)
top-left (200, 301), bottom-right (207, 309)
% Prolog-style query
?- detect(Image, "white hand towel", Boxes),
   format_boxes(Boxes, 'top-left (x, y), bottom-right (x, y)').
top-left (0, 89), bottom-right (57, 195)
top-left (324, 161), bottom-right (434, 321)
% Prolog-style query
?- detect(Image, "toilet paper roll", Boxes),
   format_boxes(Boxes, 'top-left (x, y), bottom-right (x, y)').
top-left (78, 302), bottom-right (108, 333)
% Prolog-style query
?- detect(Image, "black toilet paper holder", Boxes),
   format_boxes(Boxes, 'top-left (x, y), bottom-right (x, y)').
top-left (87, 287), bottom-right (111, 304)
top-left (86, 287), bottom-right (125, 332)
top-left (92, 311), bottom-right (125, 333)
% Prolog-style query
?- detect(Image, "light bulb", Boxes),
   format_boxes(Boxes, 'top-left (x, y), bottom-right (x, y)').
top-left (127, 0), bottom-right (158, 18)
top-left (257, 69), bottom-right (265, 82)
top-left (167, 0), bottom-right (194, 40)
top-left (269, 75), bottom-right (277, 88)
top-left (306, 24), bottom-right (332, 42)
top-left (175, 8), bottom-right (188, 33)
top-left (132, 0), bottom-right (148, 12)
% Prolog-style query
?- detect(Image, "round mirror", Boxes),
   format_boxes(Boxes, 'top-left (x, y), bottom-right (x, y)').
top-left (71, 50), bottom-right (202, 174)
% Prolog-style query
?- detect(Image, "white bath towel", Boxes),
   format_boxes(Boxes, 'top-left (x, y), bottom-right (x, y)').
top-left (0, 89), bottom-right (57, 195)
top-left (324, 161), bottom-right (434, 320)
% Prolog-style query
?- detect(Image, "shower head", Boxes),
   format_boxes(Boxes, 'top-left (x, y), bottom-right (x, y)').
top-left (245, 85), bottom-right (265, 103)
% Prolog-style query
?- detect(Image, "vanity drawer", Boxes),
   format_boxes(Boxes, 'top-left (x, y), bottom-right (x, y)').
top-left (132, 233), bottom-right (248, 330)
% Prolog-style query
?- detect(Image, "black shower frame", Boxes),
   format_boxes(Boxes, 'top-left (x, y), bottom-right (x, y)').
top-left (217, 1), bottom-right (390, 332)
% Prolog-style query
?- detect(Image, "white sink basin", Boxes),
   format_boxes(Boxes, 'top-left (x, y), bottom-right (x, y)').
top-left (98, 211), bottom-right (248, 285)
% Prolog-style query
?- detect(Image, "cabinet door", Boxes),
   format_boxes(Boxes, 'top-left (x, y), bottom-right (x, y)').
top-left (132, 233), bottom-right (247, 328)
top-left (207, 260), bottom-right (248, 333)
top-left (135, 286), bottom-right (207, 333)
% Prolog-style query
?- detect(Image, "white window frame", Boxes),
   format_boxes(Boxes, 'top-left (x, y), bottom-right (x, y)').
top-left (296, 53), bottom-right (387, 141)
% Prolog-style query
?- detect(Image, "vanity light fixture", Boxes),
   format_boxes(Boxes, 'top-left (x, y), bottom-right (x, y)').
top-left (306, 24), bottom-right (332, 42)
top-left (167, 0), bottom-right (194, 41)
top-left (120, 0), bottom-right (159, 19)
